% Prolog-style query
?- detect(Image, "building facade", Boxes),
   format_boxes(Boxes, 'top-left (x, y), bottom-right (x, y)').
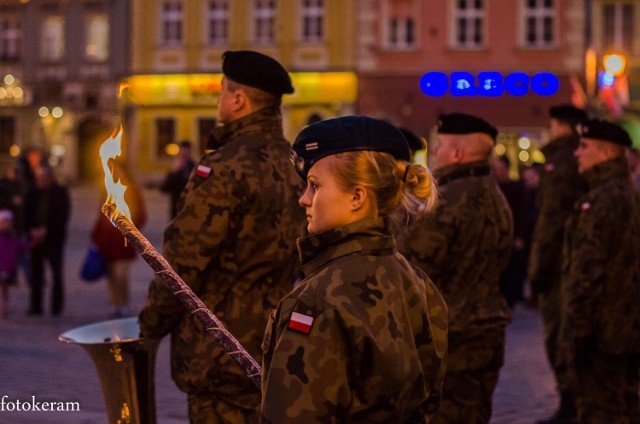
top-left (355, 0), bottom-right (588, 167)
top-left (0, 0), bottom-right (130, 183)
top-left (2, 0), bottom-right (638, 182)
top-left (126, 0), bottom-right (358, 182)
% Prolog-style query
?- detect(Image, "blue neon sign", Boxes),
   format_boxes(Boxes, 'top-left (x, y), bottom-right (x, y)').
top-left (420, 71), bottom-right (560, 97)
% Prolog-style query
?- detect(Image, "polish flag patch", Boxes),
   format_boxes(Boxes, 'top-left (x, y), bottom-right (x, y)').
top-left (581, 202), bottom-right (591, 211)
top-left (305, 142), bottom-right (319, 151)
top-left (196, 164), bottom-right (211, 178)
top-left (288, 312), bottom-right (314, 334)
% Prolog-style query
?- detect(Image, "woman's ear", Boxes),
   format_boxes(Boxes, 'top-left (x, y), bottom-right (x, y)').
top-left (351, 186), bottom-right (368, 212)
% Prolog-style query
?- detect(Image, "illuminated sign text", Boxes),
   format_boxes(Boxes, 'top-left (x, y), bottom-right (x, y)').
top-left (420, 71), bottom-right (559, 97)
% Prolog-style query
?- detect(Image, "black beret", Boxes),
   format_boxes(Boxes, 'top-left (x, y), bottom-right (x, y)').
top-left (437, 113), bottom-right (498, 140)
top-left (399, 128), bottom-right (426, 152)
top-left (549, 104), bottom-right (587, 124)
top-left (576, 119), bottom-right (632, 148)
top-left (290, 116), bottom-right (411, 180)
top-left (222, 50), bottom-right (294, 97)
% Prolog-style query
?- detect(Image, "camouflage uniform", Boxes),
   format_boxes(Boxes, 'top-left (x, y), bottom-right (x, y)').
top-left (527, 135), bottom-right (587, 403)
top-left (399, 160), bottom-right (513, 424)
top-left (139, 106), bottom-right (306, 423)
top-left (560, 156), bottom-right (640, 424)
top-left (260, 218), bottom-right (448, 423)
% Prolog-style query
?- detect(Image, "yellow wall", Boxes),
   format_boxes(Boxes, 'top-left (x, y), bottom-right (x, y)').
top-left (129, 0), bottom-right (358, 177)
top-left (131, 0), bottom-right (357, 71)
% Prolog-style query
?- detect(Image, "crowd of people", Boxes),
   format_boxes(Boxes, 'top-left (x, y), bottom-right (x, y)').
top-left (2, 49), bottom-right (639, 424)
top-left (0, 149), bottom-right (70, 318)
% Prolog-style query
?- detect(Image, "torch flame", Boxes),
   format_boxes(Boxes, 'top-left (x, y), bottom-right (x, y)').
top-left (99, 125), bottom-right (131, 222)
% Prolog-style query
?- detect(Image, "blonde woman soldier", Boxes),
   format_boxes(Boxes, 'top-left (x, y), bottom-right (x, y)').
top-left (260, 116), bottom-right (448, 423)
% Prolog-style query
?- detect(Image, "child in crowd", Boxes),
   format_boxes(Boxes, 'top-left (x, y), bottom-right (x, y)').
top-left (0, 209), bottom-right (37, 318)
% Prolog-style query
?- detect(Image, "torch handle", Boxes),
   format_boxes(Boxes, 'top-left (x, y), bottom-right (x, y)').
top-left (102, 203), bottom-right (262, 389)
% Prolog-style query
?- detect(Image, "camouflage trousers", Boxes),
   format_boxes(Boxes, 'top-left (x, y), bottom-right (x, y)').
top-left (539, 284), bottom-right (570, 392)
top-left (431, 328), bottom-right (505, 424)
top-left (187, 392), bottom-right (259, 424)
top-left (568, 349), bottom-right (640, 424)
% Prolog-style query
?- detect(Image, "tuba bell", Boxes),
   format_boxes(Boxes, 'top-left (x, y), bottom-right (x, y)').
top-left (59, 317), bottom-right (160, 424)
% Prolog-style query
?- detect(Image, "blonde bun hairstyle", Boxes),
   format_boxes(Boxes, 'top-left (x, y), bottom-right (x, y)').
top-left (331, 151), bottom-right (438, 233)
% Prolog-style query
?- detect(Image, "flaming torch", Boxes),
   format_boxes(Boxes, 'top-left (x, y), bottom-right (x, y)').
top-left (99, 127), bottom-right (262, 389)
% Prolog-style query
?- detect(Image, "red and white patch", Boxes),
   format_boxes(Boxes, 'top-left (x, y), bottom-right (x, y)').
top-left (581, 202), bottom-right (591, 211)
top-left (196, 164), bottom-right (211, 178)
top-left (288, 312), bottom-right (314, 334)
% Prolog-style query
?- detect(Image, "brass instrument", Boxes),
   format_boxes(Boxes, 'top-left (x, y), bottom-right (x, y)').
top-left (59, 317), bottom-right (160, 424)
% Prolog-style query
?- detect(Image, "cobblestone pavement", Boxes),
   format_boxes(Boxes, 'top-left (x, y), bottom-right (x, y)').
top-left (0, 185), bottom-right (557, 423)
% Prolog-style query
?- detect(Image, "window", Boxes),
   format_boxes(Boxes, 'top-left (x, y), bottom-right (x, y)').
top-left (603, 2), bottom-right (634, 53)
top-left (85, 13), bottom-right (109, 62)
top-left (523, 0), bottom-right (555, 48)
top-left (301, 0), bottom-right (323, 43)
top-left (254, 0), bottom-right (276, 44)
top-left (454, 0), bottom-right (485, 49)
top-left (207, 1), bottom-right (229, 45)
top-left (0, 15), bottom-right (20, 61)
top-left (161, 1), bottom-right (183, 46)
top-left (383, 0), bottom-right (418, 51)
top-left (156, 118), bottom-right (176, 158)
top-left (198, 118), bottom-right (217, 153)
top-left (0, 116), bottom-right (15, 154)
top-left (389, 17), bottom-right (415, 50)
top-left (41, 16), bottom-right (65, 62)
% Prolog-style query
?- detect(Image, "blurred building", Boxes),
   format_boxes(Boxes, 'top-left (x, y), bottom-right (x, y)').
top-left (125, 0), bottom-right (358, 182)
top-left (2, 0), bottom-right (639, 182)
top-left (355, 0), bottom-right (587, 167)
top-left (0, 0), bottom-right (130, 183)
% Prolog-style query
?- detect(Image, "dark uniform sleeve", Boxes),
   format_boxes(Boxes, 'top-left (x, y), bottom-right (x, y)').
top-left (261, 305), bottom-right (352, 423)
top-left (562, 199), bottom-right (610, 339)
top-left (529, 159), bottom-right (584, 293)
top-left (139, 156), bottom-right (235, 338)
top-left (401, 200), bottom-right (455, 284)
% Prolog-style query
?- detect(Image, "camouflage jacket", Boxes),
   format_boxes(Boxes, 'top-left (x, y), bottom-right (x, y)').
top-left (528, 135), bottom-right (587, 294)
top-left (561, 156), bottom-right (640, 354)
top-left (260, 218), bottom-right (448, 423)
top-left (139, 107), bottom-right (307, 405)
top-left (399, 161), bottom-right (512, 344)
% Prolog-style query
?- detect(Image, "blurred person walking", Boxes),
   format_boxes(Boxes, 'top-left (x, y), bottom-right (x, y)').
top-left (520, 164), bottom-right (541, 304)
top-left (561, 119), bottom-right (640, 424)
top-left (91, 163), bottom-right (147, 318)
top-left (160, 140), bottom-right (196, 219)
top-left (400, 113), bottom-right (513, 424)
top-left (24, 165), bottom-right (70, 316)
top-left (492, 155), bottom-right (526, 308)
top-left (529, 105), bottom-right (587, 424)
top-left (139, 50), bottom-right (306, 423)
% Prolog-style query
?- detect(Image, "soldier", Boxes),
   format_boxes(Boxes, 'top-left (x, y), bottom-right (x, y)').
top-left (561, 119), bottom-right (640, 424)
top-left (530, 105), bottom-right (587, 424)
top-left (139, 51), bottom-right (306, 423)
top-left (260, 116), bottom-right (448, 423)
top-left (399, 113), bottom-right (513, 424)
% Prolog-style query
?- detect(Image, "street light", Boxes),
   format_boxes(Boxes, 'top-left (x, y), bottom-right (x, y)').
top-left (603, 54), bottom-right (626, 77)
top-left (598, 53), bottom-right (629, 117)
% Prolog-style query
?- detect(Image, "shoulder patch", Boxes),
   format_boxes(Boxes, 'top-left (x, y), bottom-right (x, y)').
top-left (581, 201), bottom-right (591, 211)
top-left (288, 311), bottom-right (314, 334)
top-left (196, 164), bottom-right (212, 177)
